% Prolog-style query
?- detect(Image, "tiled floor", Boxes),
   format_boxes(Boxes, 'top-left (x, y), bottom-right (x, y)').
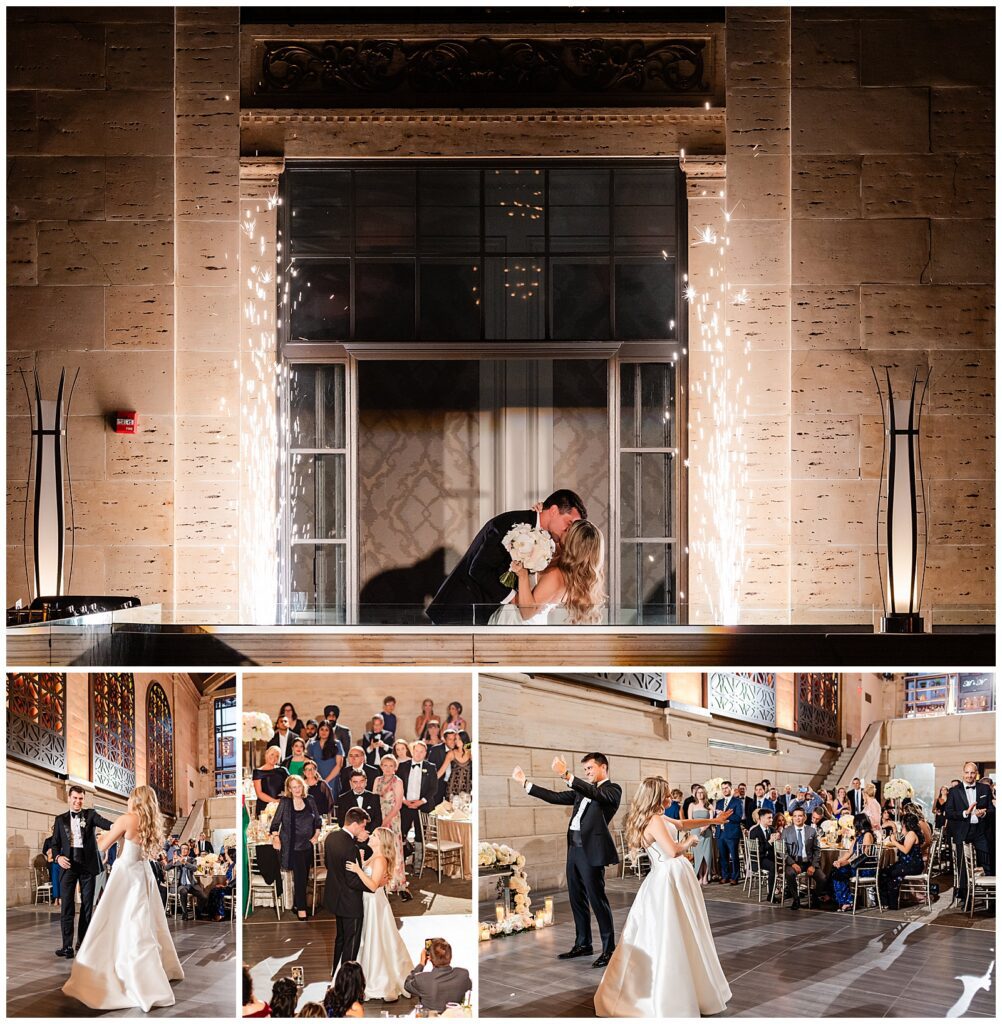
top-left (480, 878), bottom-right (997, 1017)
top-left (6, 905), bottom-right (236, 1018)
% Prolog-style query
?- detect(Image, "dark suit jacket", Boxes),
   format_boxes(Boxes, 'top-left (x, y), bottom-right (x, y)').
top-left (748, 823), bottom-right (777, 868)
top-left (50, 808), bottom-right (114, 876)
top-left (331, 724), bottom-right (352, 758)
top-left (527, 775), bottom-right (621, 867)
top-left (195, 840), bottom-right (214, 854)
top-left (747, 797), bottom-right (775, 827)
top-left (322, 828), bottom-right (366, 919)
top-left (848, 787), bottom-right (867, 816)
top-left (946, 781), bottom-right (993, 842)
top-left (267, 731), bottom-right (295, 759)
top-left (336, 790), bottom-right (382, 829)
top-left (404, 964), bottom-right (472, 1013)
top-left (775, 793), bottom-right (793, 813)
top-left (397, 760), bottom-right (440, 810)
top-left (426, 508), bottom-right (537, 624)
top-left (338, 761), bottom-right (380, 793)
top-left (308, 782), bottom-right (335, 818)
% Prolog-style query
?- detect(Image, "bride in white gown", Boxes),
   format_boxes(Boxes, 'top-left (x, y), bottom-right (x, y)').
top-left (594, 777), bottom-right (733, 1018)
top-left (489, 518), bottom-right (605, 626)
top-left (346, 826), bottom-right (413, 1001)
top-left (63, 785), bottom-right (183, 1011)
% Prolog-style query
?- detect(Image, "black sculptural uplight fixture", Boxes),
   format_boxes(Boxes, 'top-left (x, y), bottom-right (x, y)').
top-left (872, 366), bottom-right (930, 634)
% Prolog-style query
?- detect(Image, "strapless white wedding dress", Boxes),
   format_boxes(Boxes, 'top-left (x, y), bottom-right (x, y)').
top-left (488, 601), bottom-right (557, 626)
top-left (594, 820), bottom-right (731, 1018)
top-left (63, 838), bottom-right (183, 1010)
top-left (357, 866), bottom-right (412, 1000)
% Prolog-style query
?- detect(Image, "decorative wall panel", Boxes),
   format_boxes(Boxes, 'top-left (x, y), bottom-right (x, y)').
top-left (91, 673), bottom-right (136, 797)
top-left (557, 672), bottom-right (667, 702)
top-left (146, 681), bottom-right (175, 814)
top-left (795, 672), bottom-right (840, 744)
top-left (707, 672), bottom-right (777, 727)
top-left (6, 672), bottom-right (67, 774)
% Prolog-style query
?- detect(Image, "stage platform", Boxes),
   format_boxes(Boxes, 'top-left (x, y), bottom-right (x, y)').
top-left (5, 905), bottom-right (236, 1018)
top-left (479, 877), bottom-right (996, 1018)
top-left (7, 620), bottom-right (995, 668)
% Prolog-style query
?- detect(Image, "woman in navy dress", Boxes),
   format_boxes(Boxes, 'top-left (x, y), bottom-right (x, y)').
top-left (879, 812), bottom-right (925, 909)
top-left (829, 813), bottom-right (877, 912)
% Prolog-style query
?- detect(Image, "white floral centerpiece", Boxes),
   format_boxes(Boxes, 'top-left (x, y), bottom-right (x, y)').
top-left (703, 777), bottom-right (726, 801)
top-left (197, 852), bottom-right (221, 874)
top-left (498, 524), bottom-right (555, 589)
top-left (480, 842), bottom-right (535, 937)
top-left (884, 779), bottom-right (914, 800)
top-left (478, 842), bottom-right (497, 868)
top-left (243, 711), bottom-right (274, 743)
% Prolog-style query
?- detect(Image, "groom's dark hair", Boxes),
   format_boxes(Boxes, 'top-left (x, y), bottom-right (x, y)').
top-left (543, 488), bottom-right (587, 519)
top-left (582, 752), bottom-right (609, 769)
top-left (344, 808), bottom-right (370, 827)
top-left (68, 785), bottom-right (85, 797)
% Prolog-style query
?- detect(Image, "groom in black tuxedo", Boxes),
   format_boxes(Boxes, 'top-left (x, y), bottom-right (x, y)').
top-left (49, 785), bottom-right (114, 958)
top-left (323, 808), bottom-right (371, 978)
top-left (946, 761), bottom-right (994, 904)
top-left (426, 489), bottom-right (587, 625)
top-left (515, 752), bottom-right (621, 968)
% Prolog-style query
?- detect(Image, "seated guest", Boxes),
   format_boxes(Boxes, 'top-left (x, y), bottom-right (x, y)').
top-left (362, 714), bottom-right (394, 765)
top-left (879, 812), bottom-right (926, 910)
top-left (665, 788), bottom-right (683, 819)
top-left (304, 760), bottom-right (336, 817)
top-left (42, 833), bottom-right (61, 907)
top-left (268, 715), bottom-right (297, 761)
top-left (151, 852), bottom-right (169, 907)
top-left (324, 961), bottom-right (366, 1018)
top-left (336, 770), bottom-right (382, 829)
top-left (773, 810), bottom-right (787, 832)
top-left (810, 806), bottom-right (831, 832)
top-left (282, 737), bottom-right (309, 776)
top-left (829, 813), bottom-right (877, 912)
top-left (172, 843), bottom-right (203, 920)
top-left (296, 1003), bottom-right (325, 1018)
top-left (322, 705), bottom-right (352, 761)
top-left (306, 721), bottom-right (344, 800)
top-left (404, 938), bottom-right (472, 1013)
top-left (277, 703), bottom-right (306, 737)
top-left (781, 808), bottom-right (825, 910)
top-left (381, 696), bottom-right (398, 739)
top-left (415, 699), bottom-right (437, 741)
top-left (338, 746), bottom-right (379, 792)
top-left (270, 977), bottom-right (299, 1018)
top-left (863, 783), bottom-right (882, 830)
top-left (254, 746), bottom-right (290, 816)
top-left (243, 964), bottom-right (271, 1017)
top-left (911, 804), bottom-right (934, 860)
top-left (880, 808), bottom-right (902, 836)
top-left (208, 847), bottom-right (236, 920)
top-left (748, 808), bottom-right (780, 901)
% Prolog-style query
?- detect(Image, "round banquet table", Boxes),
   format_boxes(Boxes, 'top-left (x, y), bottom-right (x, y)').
top-left (817, 845), bottom-right (897, 871)
top-left (194, 871), bottom-right (229, 899)
top-left (433, 814), bottom-right (473, 880)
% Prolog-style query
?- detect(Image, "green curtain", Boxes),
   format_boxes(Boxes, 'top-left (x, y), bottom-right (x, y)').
top-left (242, 797), bottom-right (251, 917)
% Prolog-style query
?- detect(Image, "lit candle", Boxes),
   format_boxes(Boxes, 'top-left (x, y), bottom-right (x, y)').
top-left (535, 910), bottom-right (546, 929)
top-left (479, 922), bottom-right (491, 942)
top-left (544, 896), bottom-right (554, 924)
top-left (495, 902), bottom-right (504, 923)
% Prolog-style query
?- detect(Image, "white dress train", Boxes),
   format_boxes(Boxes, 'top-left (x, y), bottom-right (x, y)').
top-left (63, 838), bottom-right (184, 1010)
top-left (594, 819), bottom-right (731, 1018)
top-left (357, 867), bottom-right (412, 1001)
top-left (488, 601), bottom-right (557, 626)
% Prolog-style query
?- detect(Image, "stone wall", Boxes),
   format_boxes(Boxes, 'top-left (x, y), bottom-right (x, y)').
top-left (883, 711), bottom-right (995, 792)
top-left (480, 671), bottom-right (836, 892)
top-left (789, 7), bottom-right (995, 623)
top-left (6, 671), bottom-right (209, 905)
top-left (7, 7), bottom-right (176, 609)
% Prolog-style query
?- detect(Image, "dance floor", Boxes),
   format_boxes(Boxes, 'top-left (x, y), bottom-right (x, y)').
top-left (245, 912), bottom-right (474, 1018)
top-left (479, 878), bottom-right (996, 1018)
top-left (5, 906), bottom-right (236, 1017)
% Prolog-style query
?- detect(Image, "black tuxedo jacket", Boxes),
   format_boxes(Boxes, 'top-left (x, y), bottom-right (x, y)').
top-left (50, 808), bottom-right (114, 876)
top-left (336, 790), bottom-right (382, 829)
top-left (426, 508), bottom-right (536, 624)
top-left (362, 730), bottom-right (394, 765)
top-left (396, 760), bottom-right (440, 810)
top-left (528, 775), bottom-right (621, 868)
top-left (748, 823), bottom-right (777, 866)
top-left (848, 788), bottom-right (867, 816)
top-left (322, 828), bottom-right (366, 919)
top-left (946, 781), bottom-right (994, 842)
top-left (338, 761), bottom-right (380, 793)
top-left (267, 731), bottom-right (295, 758)
top-left (195, 840), bottom-right (214, 854)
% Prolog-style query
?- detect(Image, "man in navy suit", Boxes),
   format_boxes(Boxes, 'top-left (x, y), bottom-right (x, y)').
top-left (515, 752), bottom-right (621, 968)
top-left (715, 781), bottom-right (744, 884)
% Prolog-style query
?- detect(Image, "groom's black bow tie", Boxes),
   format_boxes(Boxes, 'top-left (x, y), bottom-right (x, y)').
top-left (70, 811), bottom-right (83, 819)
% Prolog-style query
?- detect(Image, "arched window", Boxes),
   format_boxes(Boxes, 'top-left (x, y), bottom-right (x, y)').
top-left (91, 673), bottom-right (136, 796)
top-left (146, 681), bottom-right (175, 815)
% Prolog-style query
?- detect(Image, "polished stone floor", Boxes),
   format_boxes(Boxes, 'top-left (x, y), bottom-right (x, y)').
top-left (6, 905), bottom-right (236, 1017)
top-left (479, 878), bottom-right (997, 1017)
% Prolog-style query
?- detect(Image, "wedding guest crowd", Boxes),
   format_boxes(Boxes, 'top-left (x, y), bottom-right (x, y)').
top-left (250, 693), bottom-right (473, 916)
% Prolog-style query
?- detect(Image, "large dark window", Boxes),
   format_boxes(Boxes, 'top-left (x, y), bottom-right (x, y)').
top-left (91, 673), bottom-right (136, 797)
top-left (146, 682), bottom-right (175, 815)
top-left (280, 162), bottom-right (681, 344)
top-left (214, 694), bottom-right (237, 795)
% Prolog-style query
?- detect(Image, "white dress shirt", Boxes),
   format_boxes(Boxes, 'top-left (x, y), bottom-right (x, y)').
top-left (70, 811), bottom-right (84, 849)
top-left (274, 731), bottom-right (290, 759)
top-left (965, 784), bottom-right (979, 823)
top-left (568, 775), bottom-right (608, 831)
top-left (407, 761), bottom-right (425, 802)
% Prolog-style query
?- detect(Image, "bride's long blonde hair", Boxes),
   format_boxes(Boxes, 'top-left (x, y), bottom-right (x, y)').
top-left (554, 520), bottom-right (605, 624)
top-left (624, 777), bottom-right (673, 863)
top-left (128, 785), bottom-right (165, 858)
top-left (370, 826), bottom-right (398, 881)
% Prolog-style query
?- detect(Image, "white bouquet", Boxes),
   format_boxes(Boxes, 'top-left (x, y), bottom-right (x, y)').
top-left (884, 778), bottom-right (914, 800)
top-left (478, 843), bottom-right (497, 868)
top-left (837, 813), bottom-right (856, 834)
top-left (819, 819), bottom-right (838, 836)
top-left (704, 777), bottom-right (726, 801)
top-left (243, 711), bottom-right (274, 743)
top-left (499, 523), bottom-right (556, 589)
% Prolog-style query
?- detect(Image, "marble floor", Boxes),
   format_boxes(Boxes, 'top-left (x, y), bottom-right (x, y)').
top-left (6, 905), bottom-right (236, 1017)
top-left (479, 878), bottom-right (997, 1017)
